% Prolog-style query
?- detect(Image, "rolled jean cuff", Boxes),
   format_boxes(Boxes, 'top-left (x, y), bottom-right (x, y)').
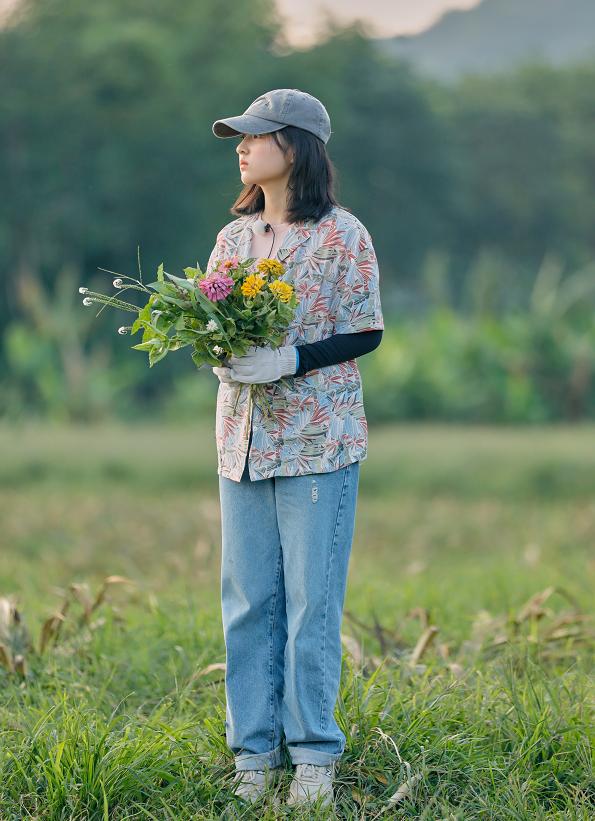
top-left (286, 745), bottom-right (344, 766)
top-left (234, 741), bottom-right (284, 771)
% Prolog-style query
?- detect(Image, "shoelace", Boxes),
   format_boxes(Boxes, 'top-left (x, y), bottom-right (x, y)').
top-left (298, 763), bottom-right (333, 781)
top-left (235, 768), bottom-right (277, 782)
top-left (235, 770), bottom-right (262, 782)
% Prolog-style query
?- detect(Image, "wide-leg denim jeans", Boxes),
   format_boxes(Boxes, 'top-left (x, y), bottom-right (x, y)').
top-left (219, 452), bottom-right (360, 770)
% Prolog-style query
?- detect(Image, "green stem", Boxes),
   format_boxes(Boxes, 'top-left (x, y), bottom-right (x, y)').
top-left (243, 387), bottom-right (253, 439)
top-left (251, 384), bottom-right (275, 422)
top-left (84, 292), bottom-right (140, 312)
top-left (232, 384), bottom-right (242, 415)
top-left (113, 283), bottom-right (147, 293)
top-left (97, 267), bottom-right (149, 291)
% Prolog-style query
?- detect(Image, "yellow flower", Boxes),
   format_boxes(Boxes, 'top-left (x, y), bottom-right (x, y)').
top-left (241, 273), bottom-right (265, 298)
top-left (256, 258), bottom-right (285, 279)
top-left (269, 280), bottom-right (294, 303)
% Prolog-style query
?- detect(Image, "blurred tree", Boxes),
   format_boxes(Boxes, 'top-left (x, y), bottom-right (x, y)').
top-left (445, 61), bottom-right (595, 297)
top-left (0, 0), bottom-right (282, 338)
top-left (1, 1), bottom-right (594, 421)
top-left (276, 24), bottom-right (458, 287)
top-left (1, 264), bottom-right (142, 421)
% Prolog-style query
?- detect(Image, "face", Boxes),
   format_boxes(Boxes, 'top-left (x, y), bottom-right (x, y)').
top-left (236, 132), bottom-right (293, 186)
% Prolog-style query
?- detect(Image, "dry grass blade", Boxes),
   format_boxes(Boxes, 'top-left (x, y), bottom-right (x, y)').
top-left (461, 587), bottom-right (593, 662)
top-left (0, 595), bottom-right (23, 640)
top-left (35, 575), bottom-right (135, 657)
top-left (383, 771), bottom-right (423, 810)
top-left (343, 608), bottom-right (398, 647)
top-left (341, 632), bottom-right (363, 667)
top-left (0, 643), bottom-right (13, 672)
top-left (371, 726), bottom-right (407, 763)
top-left (196, 662), bottom-right (226, 676)
top-left (0, 596), bottom-right (14, 637)
top-left (407, 607), bottom-right (430, 630)
top-left (90, 575), bottom-right (135, 613)
top-left (410, 626), bottom-right (439, 666)
top-left (438, 642), bottom-right (450, 660)
top-left (39, 612), bottom-right (67, 653)
top-left (184, 661), bottom-right (227, 689)
top-left (372, 610), bottom-right (390, 655)
top-left (0, 595), bottom-right (33, 673)
top-left (515, 586), bottom-right (555, 623)
top-left (69, 582), bottom-right (94, 623)
top-left (14, 654), bottom-right (27, 677)
top-left (542, 612), bottom-right (593, 639)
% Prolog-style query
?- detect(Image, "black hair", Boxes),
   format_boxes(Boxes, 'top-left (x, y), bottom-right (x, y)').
top-left (230, 125), bottom-right (348, 224)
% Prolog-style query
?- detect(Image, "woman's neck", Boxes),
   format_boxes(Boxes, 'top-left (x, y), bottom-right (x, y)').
top-left (258, 181), bottom-right (290, 225)
top-left (260, 212), bottom-right (289, 227)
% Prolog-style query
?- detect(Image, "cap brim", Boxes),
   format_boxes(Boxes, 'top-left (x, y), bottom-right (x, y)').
top-left (212, 114), bottom-right (287, 138)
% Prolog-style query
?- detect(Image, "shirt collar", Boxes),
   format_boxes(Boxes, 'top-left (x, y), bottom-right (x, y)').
top-left (235, 211), bottom-right (318, 263)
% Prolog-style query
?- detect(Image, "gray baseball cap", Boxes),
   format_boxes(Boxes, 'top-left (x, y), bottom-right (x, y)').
top-left (212, 88), bottom-right (332, 144)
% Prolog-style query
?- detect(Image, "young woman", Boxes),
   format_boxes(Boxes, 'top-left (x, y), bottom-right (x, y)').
top-left (208, 89), bottom-right (384, 808)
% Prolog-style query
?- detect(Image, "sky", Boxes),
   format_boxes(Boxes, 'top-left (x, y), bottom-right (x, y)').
top-left (0, 0), bottom-right (482, 40)
top-left (274, 0), bottom-right (482, 48)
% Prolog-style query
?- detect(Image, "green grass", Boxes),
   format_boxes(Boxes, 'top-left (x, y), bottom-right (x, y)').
top-left (0, 422), bottom-right (593, 819)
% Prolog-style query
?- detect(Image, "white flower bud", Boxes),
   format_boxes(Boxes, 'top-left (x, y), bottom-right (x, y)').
top-left (79, 286), bottom-right (88, 294)
top-left (213, 345), bottom-right (224, 355)
top-left (206, 319), bottom-right (218, 332)
top-left (82, 297), bottom-right (93, 306)
top-left (113, 278), bottom-right (123, 288)
top-left (118, 326), bottom-right (129, 335)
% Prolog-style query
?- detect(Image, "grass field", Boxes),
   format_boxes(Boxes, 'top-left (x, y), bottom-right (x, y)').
top-left (0, 422), bottom-right (593, 819)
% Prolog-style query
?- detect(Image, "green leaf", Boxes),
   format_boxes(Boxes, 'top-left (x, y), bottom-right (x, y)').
top-left (139, 322), bottom-right (167, 343)
top-left (131, 301), bottom-right (152, 335)
top-left (176, 330), bottom-right (208, 344)
top-left (157, 262), bottom-right (164, 283)
top-left (146, 281), bottom-right (178, 296)
top-left (163, 271), bottom-right (196, 291)
top-left (149, 340), bottom-right (169, 367)
top-left (193, 288), bottom-right (219, 315)
top-left (183, 265), bottom-right (201, 280)
top-left (228, 338), bottom-right (251, 356)
top-left (152, 292), bottom-right (191, 309)
top-left (192, 344), bottom-right (222, 368)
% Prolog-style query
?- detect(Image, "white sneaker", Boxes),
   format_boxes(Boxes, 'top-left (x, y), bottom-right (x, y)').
top-left (231, 765), bottom-right (283, 803)
top-left (286, 761), bottom-right (336, 806)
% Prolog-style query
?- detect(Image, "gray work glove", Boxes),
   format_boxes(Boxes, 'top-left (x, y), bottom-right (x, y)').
top-left (214, 344), bottom-right (297, 384)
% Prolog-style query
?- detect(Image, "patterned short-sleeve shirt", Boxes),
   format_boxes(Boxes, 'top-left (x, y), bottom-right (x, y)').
top-left (206, 205), bottom-right (384, 482)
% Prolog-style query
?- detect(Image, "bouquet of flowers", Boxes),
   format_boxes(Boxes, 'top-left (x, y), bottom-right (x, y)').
top-left (78, 251), bottom-right (299, 420)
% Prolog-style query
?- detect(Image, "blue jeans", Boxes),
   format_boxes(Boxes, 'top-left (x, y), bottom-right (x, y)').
top-left (219, 452), bottom-right (360, 770)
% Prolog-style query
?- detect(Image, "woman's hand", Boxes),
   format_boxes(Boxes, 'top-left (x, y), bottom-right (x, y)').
top-left (227, 345), bottom-right (297, 384)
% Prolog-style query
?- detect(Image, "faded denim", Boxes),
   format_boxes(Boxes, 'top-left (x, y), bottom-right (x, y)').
top-left (219, 452), bottom-right (360, 770)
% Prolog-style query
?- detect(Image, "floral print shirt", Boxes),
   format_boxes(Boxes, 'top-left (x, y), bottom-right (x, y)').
top-left (206, 205), bottom-right (384, 482)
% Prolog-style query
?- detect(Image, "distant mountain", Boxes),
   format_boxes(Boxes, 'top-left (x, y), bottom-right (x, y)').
top-left (375, 0), bottom-right (595, 81)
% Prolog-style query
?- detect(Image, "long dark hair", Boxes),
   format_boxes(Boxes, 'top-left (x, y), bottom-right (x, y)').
top-left (230, 125), bottom-right (348, 224)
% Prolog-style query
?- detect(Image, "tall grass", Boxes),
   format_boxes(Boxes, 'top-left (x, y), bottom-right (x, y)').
top-left (0, 423), bottom-right (593, 818)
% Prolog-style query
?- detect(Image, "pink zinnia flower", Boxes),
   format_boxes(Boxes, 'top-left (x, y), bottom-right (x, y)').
top-left (198, 271), bottom-right (234, 301)
top-left (221, 255), bottom-right (240, 270)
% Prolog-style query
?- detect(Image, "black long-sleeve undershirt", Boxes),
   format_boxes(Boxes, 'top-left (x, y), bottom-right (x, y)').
top-left (294, 329), bottom-right (383, 377)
